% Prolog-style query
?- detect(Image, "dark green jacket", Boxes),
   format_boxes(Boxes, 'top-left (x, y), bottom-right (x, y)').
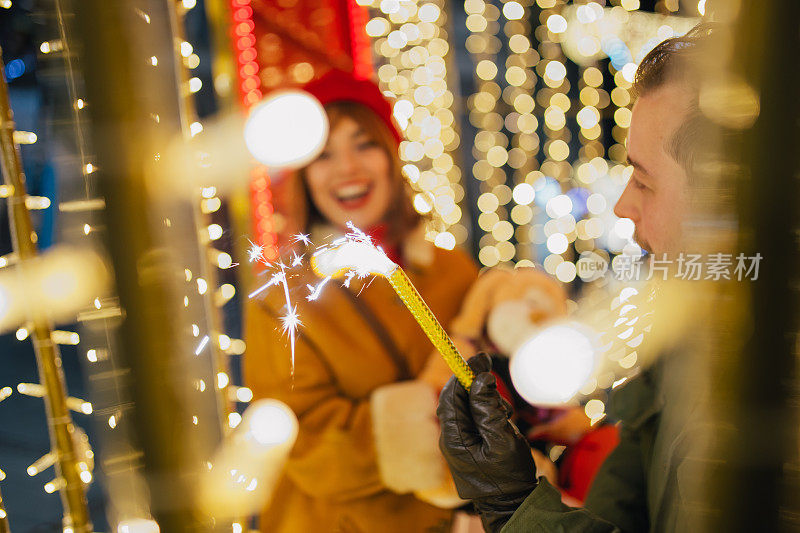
top-left (502, 357), bottom-right (708, 532)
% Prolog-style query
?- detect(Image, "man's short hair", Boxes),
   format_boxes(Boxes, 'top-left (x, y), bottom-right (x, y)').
top-left (632, 24), bottom-right (717, 176)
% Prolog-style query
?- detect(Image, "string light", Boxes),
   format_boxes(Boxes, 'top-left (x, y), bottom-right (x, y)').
top-left (188, 77), bottom-right (202, 93)
top-left (207, 224), bottom-right (223, 240)
top-left (39, 40), bottom-right (64, 54)
top-left (366, 0), bottom-right (466, 246)
top-left (13, 130), bottom-right (37, 144)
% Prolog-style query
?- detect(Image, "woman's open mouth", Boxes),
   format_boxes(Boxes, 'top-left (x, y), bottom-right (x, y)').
top-left (334, 182), bottom-right (373, 210)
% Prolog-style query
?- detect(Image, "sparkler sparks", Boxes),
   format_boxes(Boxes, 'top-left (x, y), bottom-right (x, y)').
top-left (248, 271), bottom-right (284, 299)
top-left (248, 224), bottom-right (388, 380)
top-left (247, 240), bottom-right (265, 264)
top-left (292, 233), bottom-right (311, 246)
top-left (277, 264), bottom-right (299, 374)
top-left (306, 276), bottom-right (331, 301)
top-left (291, 251), bottom-right (304, 267)
top-left (280, 305), bottom-right (301, 337)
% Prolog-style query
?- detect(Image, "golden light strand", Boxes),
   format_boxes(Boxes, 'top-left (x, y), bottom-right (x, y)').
top-left (363, 0), bottom-right (466, 249)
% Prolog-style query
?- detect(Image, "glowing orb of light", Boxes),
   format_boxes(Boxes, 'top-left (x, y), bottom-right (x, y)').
top-left (509, 322), bottom-right (598, 407)
top-left (244, 91), bottom-right (329, 169)
top-left (246, 399), bottom-right (298, 447)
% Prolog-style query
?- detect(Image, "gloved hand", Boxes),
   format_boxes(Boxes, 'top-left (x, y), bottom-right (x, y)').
top-left (437, 353), bottom-right (538, 532)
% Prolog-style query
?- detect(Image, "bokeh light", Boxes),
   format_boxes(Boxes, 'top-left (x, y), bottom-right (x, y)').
top-left (244, 91), bottom-right (328, 169)
top-left (510, 323), bottom-right (598, 406)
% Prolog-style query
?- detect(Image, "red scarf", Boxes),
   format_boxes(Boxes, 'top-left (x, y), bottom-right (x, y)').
top-left (367, 224), bottom-right (402, 267)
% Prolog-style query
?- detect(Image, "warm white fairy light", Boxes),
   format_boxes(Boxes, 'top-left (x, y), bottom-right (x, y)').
top-left (44, 479), bottom-right (63, 493)
top-left (366, 0), bottom-right (466, 245)
top-left (195, 335), bottom-right (210, 355)
top-left (207, 224), bottom-right (223, 240)
top-left (17, 383), bottom-right (92, 414)
top-left (462, 0), bottom-right (543, 266)
top-left (13, 130), bottom-right (37, 145)
top-left (227, 411), bottom-right (242, 429)
top-left (229, 386), bottom-right (254, 403)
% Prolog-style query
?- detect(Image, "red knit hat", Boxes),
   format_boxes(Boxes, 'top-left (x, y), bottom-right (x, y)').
top-left (302, 69), bottom-right (402, 146)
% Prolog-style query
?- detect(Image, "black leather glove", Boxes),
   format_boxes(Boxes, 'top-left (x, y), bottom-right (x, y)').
top-left (437, 353), bottom-right (537, 533)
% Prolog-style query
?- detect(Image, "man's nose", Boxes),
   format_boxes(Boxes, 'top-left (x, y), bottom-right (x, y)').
top-left (613, 182), bottom-right (638, 222)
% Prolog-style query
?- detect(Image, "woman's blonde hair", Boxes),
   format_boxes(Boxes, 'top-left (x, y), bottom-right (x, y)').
top-left (297, 101), bottom-right (420, 244)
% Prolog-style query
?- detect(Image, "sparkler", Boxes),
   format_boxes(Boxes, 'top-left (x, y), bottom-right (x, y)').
top-left (278, 263), bottom-right (300, 373)
top-left (248, 228), bottom-right (471, 390)
top-left (247, 241), bottom-right (302, 376)
top-left (311, 224), bottom-right (474, 390)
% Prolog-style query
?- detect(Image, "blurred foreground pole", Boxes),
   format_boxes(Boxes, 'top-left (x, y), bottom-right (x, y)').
top-left (712, 1), bottom-right (800, 530)
top-left (73, 1), bottom-right (211, 530)
top-left (0, 53), bottom-right (91, 532)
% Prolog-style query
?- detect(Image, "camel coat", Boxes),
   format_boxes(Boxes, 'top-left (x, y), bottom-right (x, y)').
top-left (244, 239), bottom-right (477, 533)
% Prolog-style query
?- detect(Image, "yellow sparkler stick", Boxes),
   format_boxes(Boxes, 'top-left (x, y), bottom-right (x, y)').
top-left (386, 267), bottom-right (474, 389)
top-left (311, 238), bottom-right (474, 390)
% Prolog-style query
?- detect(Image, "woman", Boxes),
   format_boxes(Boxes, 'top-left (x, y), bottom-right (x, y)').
top-left (244, 69), bottom-right (477, 532)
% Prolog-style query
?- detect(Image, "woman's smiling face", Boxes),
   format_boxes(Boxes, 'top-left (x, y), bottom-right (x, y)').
top-left (304, 115), bottom-right (394, 231)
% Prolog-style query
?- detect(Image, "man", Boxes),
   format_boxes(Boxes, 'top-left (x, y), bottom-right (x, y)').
top-left (438, 25), bottom-right (717, 532)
